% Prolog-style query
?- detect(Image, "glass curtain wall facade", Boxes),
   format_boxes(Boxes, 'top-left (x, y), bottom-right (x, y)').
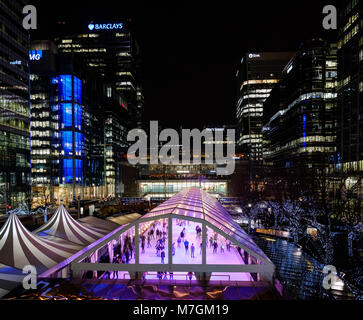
top-left (55, 21), bottom-right (144, 129)
top-left (104, 88), bottom-right (129, 198)
top-left (332, 0), bottom-right (362, 213)
top-left (0, 0), bottom-right (30, 211)
top-left (236, 52), bottom-right (295, 161)
top-left (262, 39), bottom-right (338, 196)
top-left (236, 52), bottom-right (294, 193)
top-left (51, 74), bottom-right (84, 203)
top-left (30, 73), bottom-right (57, 207)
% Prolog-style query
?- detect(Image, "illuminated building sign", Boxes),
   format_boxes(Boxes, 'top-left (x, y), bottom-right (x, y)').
top-left (248, 53), bottom-right (261, 59)
top-left (29, 50), bottom-right (43, 60)
top-left (88, 23), bottom-right (123, 31)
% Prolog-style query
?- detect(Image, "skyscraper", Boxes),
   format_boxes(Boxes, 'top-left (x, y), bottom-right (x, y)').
top-left (336, 0), bottom-right (362, 167)
top-left (262, 39), bottom-right (338, 197)
top-left (235, 52), bottom-right (294, 192)
top-left (55, 19), bottom-right (144, 129)
top-left (30, 40), bottom-right (123, 206)
top-left (334, 0), bottom-right (362, 213)
top-left (236, 52), bottom-right (294, 161)
top-left (0, 0), bottom-right (30, 211)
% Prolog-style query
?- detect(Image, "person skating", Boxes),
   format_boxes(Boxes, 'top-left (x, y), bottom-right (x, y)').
top-left (141, 240), bottom-right (145, 253)
top-left (184, 239), bottom-right (189, 253)
top-left (161, 250), bottom-right (165, 264)
top-left (213, 241), bottom-right (218, 254)
top-left (191, 243), bottom-right (195, 258)
top-left (147, 234), bottom-right (151, 248)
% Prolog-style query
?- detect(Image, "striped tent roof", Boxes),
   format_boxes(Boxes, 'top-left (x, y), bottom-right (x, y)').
top-left (35, 204), bottom-right (110, 245)
top-left (0, 213), bottom-right (82, 273)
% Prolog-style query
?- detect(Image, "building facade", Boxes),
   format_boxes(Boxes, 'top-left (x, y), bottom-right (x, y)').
top-left (30, 41), bottom-right (113, 206)
top-left (0, 0), bottom-right (31, 211)
top-left (262, 39), bottom-right (338, 197)
top-left (331, 0), bottom-right (362, 213)
top-left (55, 20), bottom-right (144, 129)
top-left (236, 52), bottom-right (294, 161)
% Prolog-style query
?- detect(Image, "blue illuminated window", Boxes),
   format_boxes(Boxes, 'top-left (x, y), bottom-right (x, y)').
top-left (302, 114), bottom-right (307, 148)
top-left (60, 103), bottom-right (72, 128)
top-left (61, 131), bottom-right (73, 156)
top-left (62, 159), bottom-right (73, 184)
top-left (59, 75), bottom-right (73, 101)
top-left (74, 77), bottom-right (82, 104)
top-left (75, 159), bottom-right (83, 182)
top-left (74, 132), bottom-right (84, 155)
top-left (74, 104), bottom-right (82, 130)
top-left (62, 159), bottom-right (83, 184)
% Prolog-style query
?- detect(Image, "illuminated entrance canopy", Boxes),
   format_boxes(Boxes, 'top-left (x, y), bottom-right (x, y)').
top-left (88, 23), bottom-right (123, 31)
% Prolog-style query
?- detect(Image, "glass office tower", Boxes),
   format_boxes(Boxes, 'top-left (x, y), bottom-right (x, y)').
top-left (236, 52), bottom-right (294, 161)
top-left (333, 0), bottom-right (362, 214)
top-left (262, 39), bottom-right (338, 196)
top-left (0, 0), bottom-right (30, 211)
top-left (337, 0), bottom-right (362, 167)
top-left (55, 20), bottom-right (144, 129)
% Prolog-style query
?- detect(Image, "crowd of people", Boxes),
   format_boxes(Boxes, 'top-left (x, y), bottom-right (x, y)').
top-left (102, 218), bottom-right (235, 280)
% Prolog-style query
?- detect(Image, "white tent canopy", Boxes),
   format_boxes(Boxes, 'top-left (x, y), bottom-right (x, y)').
top-left (0, 213), bottom-right (82, 273)
top-left (35, 204), bottom-right (112, 245)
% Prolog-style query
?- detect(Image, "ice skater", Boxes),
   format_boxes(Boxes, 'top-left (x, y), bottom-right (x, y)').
top-left (161, 250), bottom-right (165, 264)
top-left (184, 239), bottom-right (189, 253)
top-left (191, 243), bottom-right (195, 258)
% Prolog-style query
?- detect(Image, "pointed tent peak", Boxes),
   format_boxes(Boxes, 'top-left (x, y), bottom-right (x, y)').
top-left (35, 203), bottom-right (110, 245)
top-left (0, 211), bottom-right (18, 234)
top-left (0, 205), bottom-right (82, 273)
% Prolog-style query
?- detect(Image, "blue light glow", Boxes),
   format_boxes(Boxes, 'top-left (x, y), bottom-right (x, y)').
top-left (62, 159), bottom-right (83, 184)
top-left (302, 114), bottom-right (307, 148)
top-left (29, 50), bottom-right (43, 60)
top-left (60, 103), bottom-right (72, 128)
top-left (61, 131), bottom-right (73, 156)
top-left (53, 74), bottom-right (84, 184)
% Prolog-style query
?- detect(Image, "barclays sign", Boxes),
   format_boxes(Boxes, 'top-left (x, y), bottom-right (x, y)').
top-left (88, 23), bottom-right (123, 31)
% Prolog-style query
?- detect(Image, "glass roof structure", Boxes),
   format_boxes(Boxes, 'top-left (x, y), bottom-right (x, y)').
top-left (141, 187), bottom-right (271, 262)
top-left (68, 187), bottom-right (275, 283)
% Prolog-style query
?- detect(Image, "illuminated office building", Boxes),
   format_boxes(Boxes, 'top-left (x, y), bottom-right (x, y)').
top-left (336, 0), bottom-right (362, 171)
top-left (0, 0), bottom-right (30, 211)
top-left (136, 126), bottom-right (233, 199)
top-left (55, 20), bottom-right (144, 128)
top-left (331, 0), bottom-right (362, 209)
top-left (30, 41), bottom-right (128, 206)
top-left (262, 39), bottom-right (338, 187)
top-left (236, 52), bottom-right (294, 162)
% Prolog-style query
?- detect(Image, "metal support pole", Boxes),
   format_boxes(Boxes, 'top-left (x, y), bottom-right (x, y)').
top-left (135, 222), bottom-right (139, 265)
top-left (168, 216), bottom-right (172, 265)
top-left (202, 222), bottom-right (206, 265)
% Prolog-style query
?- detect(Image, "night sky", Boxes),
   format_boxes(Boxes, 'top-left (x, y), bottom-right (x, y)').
top-left (31, 0), bottom-right (338, 129)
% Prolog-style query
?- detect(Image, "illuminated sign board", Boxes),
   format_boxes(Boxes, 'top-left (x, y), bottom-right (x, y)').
top-left (29, 50), bottom-right (42, 61)
top-left (88, 23), bottom-right (123, 31)
top-left (248, 53), bottom-right (261, 59)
